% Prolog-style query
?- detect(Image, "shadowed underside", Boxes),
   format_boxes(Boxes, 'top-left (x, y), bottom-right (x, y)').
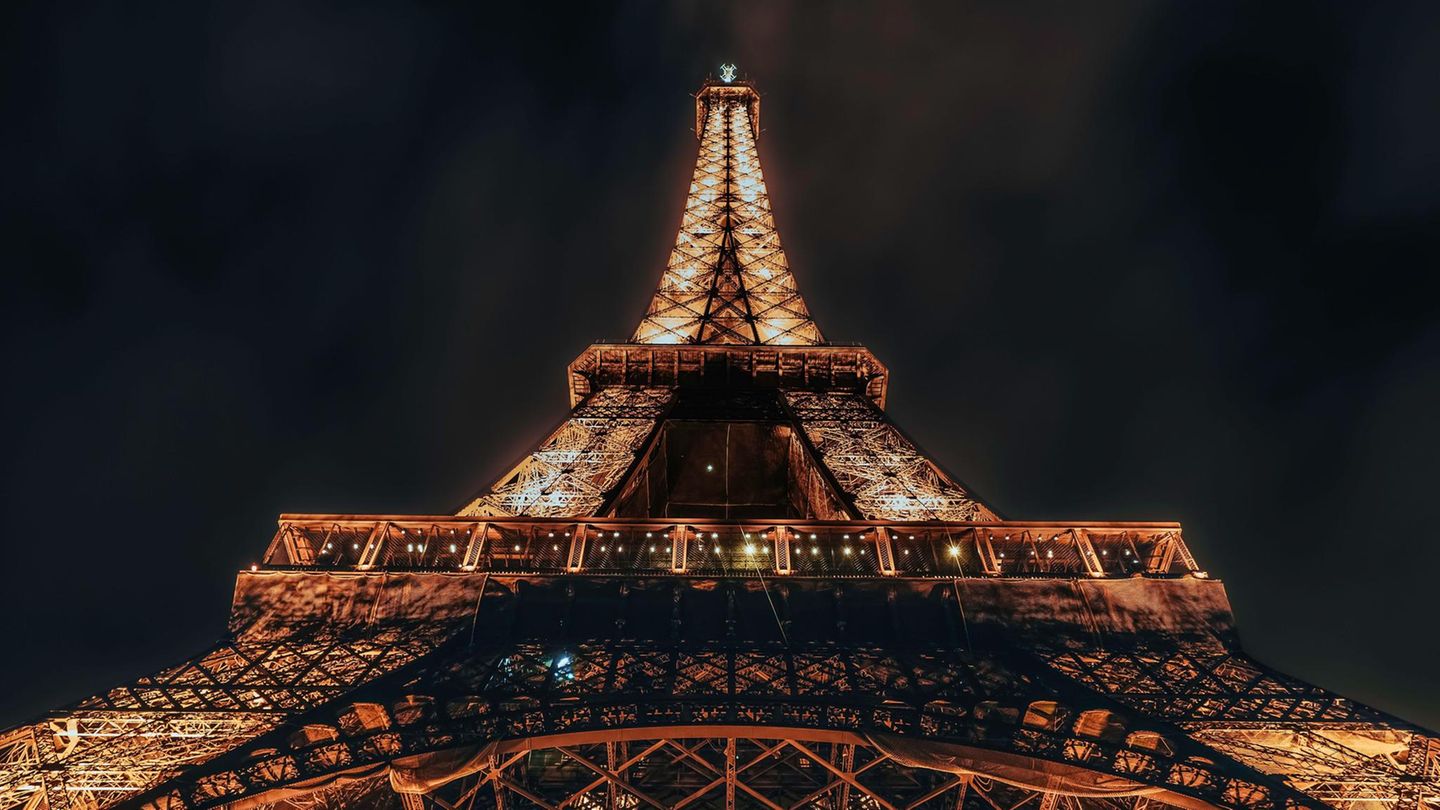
top-left (5, 567), bottom-right (1432, 810)
top-left (2, 74), bottom-right (1436, 810)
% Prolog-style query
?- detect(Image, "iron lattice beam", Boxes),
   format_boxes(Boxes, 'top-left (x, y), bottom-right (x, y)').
top-left (633, 81), bottom-right (822, 347)
top-left (113, 638), bottom-right (1322, 810)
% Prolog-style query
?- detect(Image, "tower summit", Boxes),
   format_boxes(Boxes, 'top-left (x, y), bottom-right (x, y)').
top-left (633, 73), bottom-right (823, 345)
top-left (1, 72), bottom-right (1435, 810)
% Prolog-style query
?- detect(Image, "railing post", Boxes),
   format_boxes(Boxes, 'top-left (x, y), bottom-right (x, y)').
top-left (461, 523), bottom-right (488, 570)
top-left (976, 529), bottom-right (1001, 576)
top-left (1170, 531), bottom-right (1200, 573)
top-left (261, 522), bottom-right (291, 566)
top-left (873, 528), bottom-right (897, 575)
top-left (671, 525), bottom-right (688, 573)
top-left (1071, 529), bottom-right (1106, 577)
top-left (282, 524), bottom-right (315, 565)
top-left (773, 527), bottom-right (791, 575)
top-left (1148, 533), bottom-right (1177, 574)
top-left (357, 522), bottom-right (388, 569)
top-left (566, 524), bottom-right (587, 572)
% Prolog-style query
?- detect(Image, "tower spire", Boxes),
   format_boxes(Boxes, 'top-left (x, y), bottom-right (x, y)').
top-left (632, 72), bottom-right (824, 345)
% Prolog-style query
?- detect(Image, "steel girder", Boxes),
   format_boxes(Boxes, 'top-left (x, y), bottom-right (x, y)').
top-left (0, 627), bottom-right (456, 810)
top-left (3, 574), bottom-right (1436, 810)
top-left (459, 388), bottom-right (674, 519)
top-left (1039, 647), bottom-right (1440, 808)
top-left (783, 392), bottom-right (997, 523)
top-left (632, 82), bottom-right (822, 346)
top-left (108, 637), bottom-right (1319, 810)
top-left (240, 737), bottom-right (1195, 810)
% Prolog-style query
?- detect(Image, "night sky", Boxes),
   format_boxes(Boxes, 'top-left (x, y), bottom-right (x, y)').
top-left (4, 2), bottom-right (1440, 731)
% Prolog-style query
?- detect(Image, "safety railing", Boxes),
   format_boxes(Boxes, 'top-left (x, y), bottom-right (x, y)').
top-left (262, 515), bottom-right (1201, 579)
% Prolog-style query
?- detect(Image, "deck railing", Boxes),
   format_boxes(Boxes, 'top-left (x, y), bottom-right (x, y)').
top-left (262, 515), bottom-right (1200, 579)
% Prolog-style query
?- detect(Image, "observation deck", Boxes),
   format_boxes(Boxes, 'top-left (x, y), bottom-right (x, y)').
top-left (262, 515), bottom-right (1200, 578)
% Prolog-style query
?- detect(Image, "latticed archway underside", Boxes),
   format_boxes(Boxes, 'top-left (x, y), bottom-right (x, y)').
top-left (4, 571), bottom-right (1425, 810)
top-left (254, 733), bottom-right (1199, 810)
top-left (116, 635), bottom-right (1313, 810)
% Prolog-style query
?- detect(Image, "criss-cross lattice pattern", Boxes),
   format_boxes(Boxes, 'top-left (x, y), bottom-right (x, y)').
top-left (785, 391), bottom-right (998, 522)
top-left (632, 84), bottom-right (822, 346)
top-left (1039, 645), bottom-right (1440, 810)
top-left (458, 388), bottom-right (672, 518)
top-left (0, 627), bottom-right (451, 810)
top-left (115, 640), bottom-right (1321, 810)
top-left (259, 738), bottom-right (1199, 810)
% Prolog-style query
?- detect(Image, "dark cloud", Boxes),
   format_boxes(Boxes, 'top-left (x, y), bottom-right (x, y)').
top-left (2, 0), bottom-right (1438, 728)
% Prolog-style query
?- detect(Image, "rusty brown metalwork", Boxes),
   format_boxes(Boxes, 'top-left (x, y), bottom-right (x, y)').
top-left (632, 80), bottom-right (822, 346)
top-left (1, 72), bottom-right (1435, 810)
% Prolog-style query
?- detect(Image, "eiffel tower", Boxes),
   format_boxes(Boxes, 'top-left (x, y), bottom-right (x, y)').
top-left (3, 70), bottom-right (1436, 810)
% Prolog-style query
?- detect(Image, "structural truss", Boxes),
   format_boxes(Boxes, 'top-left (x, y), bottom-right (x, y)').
top-left (459, 388), bottom-right (673, 519)
top-left (632, 82), bottom-right (822, 346)
top-left (3, 71), bottom-right (1435, 810)
top-left (785, 391), bottom-right (998, 522)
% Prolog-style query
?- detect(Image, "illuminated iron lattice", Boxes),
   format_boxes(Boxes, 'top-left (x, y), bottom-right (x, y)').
top-left (786, 390), bottom-right (999, 522)
top-left (2, 71), bottom-right (1437, 810)
top-left (632, 82), bottom-right (822, 345)
top-left (1041, 646), bottom-right (1440, 810)
top-left (110, 634), bottom-right (1333, 810)
top-left (458, 387), bottom-right (672, 518)
top-left (198, 738), bottom-right (1208, 810)
top-left (0, 624), bottom-right (452, 810)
